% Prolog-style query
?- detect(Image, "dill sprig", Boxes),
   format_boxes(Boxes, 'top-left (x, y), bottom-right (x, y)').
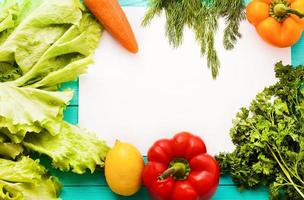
top-left (142, 0), bottom-right (246, 79)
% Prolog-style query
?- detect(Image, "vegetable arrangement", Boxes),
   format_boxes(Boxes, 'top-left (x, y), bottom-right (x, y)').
top-left (142, 0), bottom-right (245, 78)
top-left (1, 0), bottom-right (303, 199)
top-left (0, 0), bottom-right (109, 198)
top-left (143, 132), bottom-right (220, 200)
top-left (216, 62), bottom-right (304, 199)
top-left (247, 0), bottom-right (304, 48)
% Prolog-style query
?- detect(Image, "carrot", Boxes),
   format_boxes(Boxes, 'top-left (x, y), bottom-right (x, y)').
top-left (84, 0), bottom-right (139, 54)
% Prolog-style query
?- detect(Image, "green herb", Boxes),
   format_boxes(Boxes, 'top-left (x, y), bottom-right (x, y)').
top-left (142, 0), bottom-right (245, 78)
top-left (216, 62), bottom-right (304, 199)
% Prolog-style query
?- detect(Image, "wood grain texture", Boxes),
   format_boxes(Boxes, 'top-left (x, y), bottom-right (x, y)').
top-left (63, 106), bottom-right (78, 124)
top-left (60, 186), bottom-right (269, 200)
top-left (119, 0), bottom-right (148, 6)
top-left (49, 163), bottom-right (236, 186)
top-left (292, 36), bottom-right (304, 66)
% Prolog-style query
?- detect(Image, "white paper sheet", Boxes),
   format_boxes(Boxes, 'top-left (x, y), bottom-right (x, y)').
top-left (79, 8), bottom-right (291, 155)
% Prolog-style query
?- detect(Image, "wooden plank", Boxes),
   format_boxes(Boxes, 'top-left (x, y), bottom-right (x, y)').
top-left (213, 186), bottom-right (268, 200)
top-left (63, 106), bottom-right (78, 124)
top-left (60, 186), bottom-right (268, 200)
top-left (292, 36), bottom-right (304, 66)
top-left (50, 168), bottom-right (106, 186)
top-left (50, 168), bottom-right (235, 187)
top-left (119, 0), bottom-right (148, 6)
top-left (60, 186), bottom-right (148, 200)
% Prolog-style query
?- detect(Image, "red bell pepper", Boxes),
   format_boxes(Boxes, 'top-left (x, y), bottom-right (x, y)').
top-left (142, 132), bottom-right (220, 200)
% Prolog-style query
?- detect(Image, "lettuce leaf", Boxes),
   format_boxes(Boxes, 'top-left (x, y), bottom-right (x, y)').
top-left (0, 62), bottom-right (22, 82)
top-left (0, 0), bottom-right (107, 174)
top-left (23, 122), bottom-right (110, 174)
top-left (0, 157), bottom-right (45, 183)
top-left (0, 157), bottom-right (60, 200)
top-left (14, 12), bottom-right (102, 87)
top-left (0, 0), bottom-right (82, 74)
top-left (0, 0), bottom-right (102, 86)
top-left (0, 143), bottom-right (23, 159)
top-left (29, 56), bottom-right (92, 89)
top-left (0, 83), bottom-right (73, 143)
top-left (0, 0), bottom-right (18, 31)
top-left (0, 0), bottom-right (108, 198)
top-left (0, 177), bottom-right (60, 200)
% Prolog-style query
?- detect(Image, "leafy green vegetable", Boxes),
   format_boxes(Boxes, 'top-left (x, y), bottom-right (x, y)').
top-left (142, 0), bottom-right (245, 78)
top-left (28, 56), bottom-right (92, 90)
top-left (23, 123), bottom-right (110, 174)
top-left (0, 177), bottom-right (60, 200)
top-left (0, 0), bottom-right (108, 170)
top-left (0, 0), bottom-right (18, 45)
top-left (0, 0), bottom-right (101, 86)
top-left (0, 0), bottom-right (108, 199)
top-left (216, 62), bottom-right (304, 199)
top-left (0, 0), bottom-right (81, 73)
top-left (12, 12), bottom-right (101, 87)
top-left (0, 156), bottom-right (46, 183)
top-left (0, 63), bottom-right (22, 82)
top-left (0, 83), bottom-right (73, 143)
top-left (0, 157), bottom-right (60, 200)
top-left (0, 143), bottom-right (23, 159)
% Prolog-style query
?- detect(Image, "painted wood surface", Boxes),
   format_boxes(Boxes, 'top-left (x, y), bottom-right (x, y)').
top-left (57, 0), bottom-right (304, 199)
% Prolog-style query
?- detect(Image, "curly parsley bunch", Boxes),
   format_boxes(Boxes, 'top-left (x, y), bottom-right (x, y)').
top-left (217, 62), bottom-right (304, 200)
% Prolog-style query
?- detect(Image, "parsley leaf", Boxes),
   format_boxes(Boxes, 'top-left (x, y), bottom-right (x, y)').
top-left (216, 62), bottom-right (304, 199)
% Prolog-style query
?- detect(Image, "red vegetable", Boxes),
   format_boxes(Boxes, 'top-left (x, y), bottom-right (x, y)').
top-left (143, 132), bottom-right (220, 200)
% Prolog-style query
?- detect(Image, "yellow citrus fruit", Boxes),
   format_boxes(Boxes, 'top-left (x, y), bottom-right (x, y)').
top-left (105, 140), bottom-right (144, 196)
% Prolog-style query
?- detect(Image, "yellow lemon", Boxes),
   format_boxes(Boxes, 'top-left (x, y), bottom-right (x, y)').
top-left (105, 140), bottom-right (144, 196)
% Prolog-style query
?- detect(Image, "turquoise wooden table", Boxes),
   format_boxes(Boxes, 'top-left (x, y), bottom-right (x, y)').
top-left (57, 0), bottom-right (304, 199)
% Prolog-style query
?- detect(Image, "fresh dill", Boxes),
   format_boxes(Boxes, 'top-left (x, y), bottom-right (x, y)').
top-left (142, 0), bottom-right (246, 79)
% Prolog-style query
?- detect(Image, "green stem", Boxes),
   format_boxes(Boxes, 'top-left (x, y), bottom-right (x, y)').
top-left (274, 3), bottom-right (304, 19)
top-left (294, 159), bottom-right (303, 184)
top-left (158, 158), bottom-right (191, 181)
top-left (277, 183), bottom-right (304, 189)
top-left (288, 9), bottom-right (304, 18)
top-left (267, 144), bottom-right (304, 199)
top-left (158, 162), bottom-right (186, 181)
top-left (273, 145), bottom-right (304, 185)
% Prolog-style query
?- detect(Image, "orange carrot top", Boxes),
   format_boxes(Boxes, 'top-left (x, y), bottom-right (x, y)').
top-left (85, 0), bottom-right (139, 53)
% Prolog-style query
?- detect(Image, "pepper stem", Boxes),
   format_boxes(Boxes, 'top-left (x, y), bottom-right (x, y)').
top-left (158, 163), bottom-right (186, 180)
top-left (158, 158), bottom-right (191, 181)
top-left (286, 8), bottom-right (304, 18)
top-left (274, 3), bottom-right (304, 19)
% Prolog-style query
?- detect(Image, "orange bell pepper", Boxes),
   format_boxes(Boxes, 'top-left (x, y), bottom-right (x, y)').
top-left (246, 0), bottom-right (304, 47)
